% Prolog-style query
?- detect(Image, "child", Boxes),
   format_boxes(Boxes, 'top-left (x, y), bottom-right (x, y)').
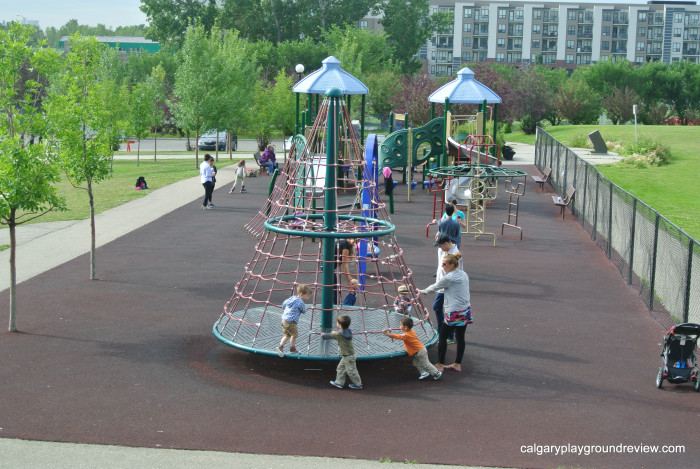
top-left (321, 315), bottom-right (363, 389)
top-left (275, 284), bottom-right (312, 357)
top-left (382, 317), bottom-right (442, 380)
top-left (342, 279), bottom-right (360, 306)
top-left (393, 285), bottom-right (412, 315)
top-left (229, 159), bottom-right (247, 193)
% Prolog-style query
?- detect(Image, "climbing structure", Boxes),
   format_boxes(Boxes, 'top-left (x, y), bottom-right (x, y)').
top-left (214, 89), bottom-right (437, 360)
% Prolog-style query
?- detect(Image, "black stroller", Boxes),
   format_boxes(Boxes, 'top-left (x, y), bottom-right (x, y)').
top-left (656, 323), bottom-right (700, 391)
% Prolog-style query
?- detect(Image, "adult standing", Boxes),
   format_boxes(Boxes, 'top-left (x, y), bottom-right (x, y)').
top-left (417, 252), bottom-right (472, 372)
top-left (432, 233), bottom-right (463, 340)
top-left (200, 154), bottom-right (214, 210)
top-left (208, 158), bottom-right (218, 207)
top-left (436, 203), bottom-right (462, 248)
top-left (260, 144), bottom-right (277, 175)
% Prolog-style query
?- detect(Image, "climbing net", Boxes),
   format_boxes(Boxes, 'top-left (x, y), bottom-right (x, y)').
top-left (215, 93), bottom-right (437, 360)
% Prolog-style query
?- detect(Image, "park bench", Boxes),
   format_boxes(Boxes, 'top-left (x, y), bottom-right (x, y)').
top-left (552, 186), bottom-right (576, 219)
top-left (252, 151), bottom-right (266, 175)
top-left (532, 166), bottom-right (551, 190)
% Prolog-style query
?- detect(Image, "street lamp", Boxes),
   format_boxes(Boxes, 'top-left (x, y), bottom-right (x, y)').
top-left (295, 64), bottom-right (305, 135)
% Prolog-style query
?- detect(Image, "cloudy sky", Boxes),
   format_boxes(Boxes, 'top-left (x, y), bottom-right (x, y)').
top-left (2, 0), bottom-right (148, 29)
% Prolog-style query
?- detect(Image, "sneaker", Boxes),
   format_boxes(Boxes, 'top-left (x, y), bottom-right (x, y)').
top-left (434, 371), bottom-right (443, 381)
top-left (348, 383), bottom-right (363, 390)
top-left (289, 347), bottom-right (299, 354)
top-left (205, 205), bottom-right (213, 210)
top-left (241, 189), bottom-right (247, 193)
top-left (330, 381), bottom-right (343, 389)
top-left (229, 190), bottom-right (234, 194)
top-left (209, 204), bottom-right (216, 207)
top-left (418, 372), bottom-right (430, 380)
top-left (275, 346), bottom-right (284, 357)
top-left (446, 338), bottom-right (454, 345)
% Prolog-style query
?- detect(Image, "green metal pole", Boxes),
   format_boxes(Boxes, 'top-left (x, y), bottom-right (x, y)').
top-left (361, 94), bottom-right (366, 144)
top-left (482, 99), bottom-right (487, 136)
top-left (321, 89), bottom-right (341, 330)
top-left (492, 103), bottom-right (499, 159)
top-left (443, 98), bottom-right (450, 166)
top-left (295, 93), bottom-right (300, 135)
top-left (389, 112), bottom-right (394, 133)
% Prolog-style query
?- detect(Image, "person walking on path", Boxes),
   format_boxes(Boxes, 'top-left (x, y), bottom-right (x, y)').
top-left (417, 253), bottom-right (472, 372)
top-left (208, 158), bottom-right (218, 207)
top-left (382, 316), bottom-right (442, 381)
top-left (229, 160), bottom-right (247, 193)
top-left (436, 204), bottom-right (462, 248)
top-left (200, 154), bottom-right (214, 210)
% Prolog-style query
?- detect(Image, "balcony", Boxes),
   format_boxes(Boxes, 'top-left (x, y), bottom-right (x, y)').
top-left (543, 32), bottom-right (558, 37)
top-left (685, 19), bottom-right (700, 26)
top-left (542, 46), bottom-right (557, 51)
top-left (648, 48), bottom-right (662, 54)
top-left (683, 48), bottom-right (698, 55)
top-left (612, 49), bottom-right (627, 54)
top-left (577, 47), bottom-right (592, 53)
top-left (437, 43), bottom-right (453, 49)
top-left (578, 33), bottom-right (593, 38)
top-left (612, 33), bottom-right (628, 39)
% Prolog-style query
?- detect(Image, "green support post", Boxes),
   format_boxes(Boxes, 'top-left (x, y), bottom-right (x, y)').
top-left (492, 103), bottom-right (499, 158)
top-left (389, 112), bottom-right (394, 133)
top-left (361, 95), bottom-right (366, 143)
top-left (321, 89), bottom-right (341, 331)
top-left (443, 98), bottom-right (450, 167)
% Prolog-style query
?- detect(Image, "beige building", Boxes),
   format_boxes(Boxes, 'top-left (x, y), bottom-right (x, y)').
top-left (360, 1), bottom-right (700, 76)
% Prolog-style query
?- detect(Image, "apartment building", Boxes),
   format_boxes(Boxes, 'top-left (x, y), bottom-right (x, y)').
top-left (361, 1), bottom-right (700, 76)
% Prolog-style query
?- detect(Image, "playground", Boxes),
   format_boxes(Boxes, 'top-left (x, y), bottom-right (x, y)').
top-left (1, 59), bottom-right (697, 468)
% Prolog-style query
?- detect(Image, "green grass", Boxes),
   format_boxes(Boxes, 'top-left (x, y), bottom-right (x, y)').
top-left (18, 158), bottom-right (235, 224)
top-left (505, 124), bottom-right (700, 239)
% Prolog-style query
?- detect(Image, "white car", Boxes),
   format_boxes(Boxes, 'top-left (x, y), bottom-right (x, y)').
top-left (198, 130), bottom-right (237, 151)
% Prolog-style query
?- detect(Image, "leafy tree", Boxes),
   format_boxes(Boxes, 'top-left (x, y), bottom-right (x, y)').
top-left (0, 23), bottom-right (66, 331)
top-left (252, 69), bottom-right (296, 150)
top-left (463, 63), bottom-right (518, 125)
top-left (555, 80), bottom-right (601, 125)
top-left (130, 65), bottom-right (166, 163)
top-left (365, 69), bottom-right (402, 120)
top-left (378, 0), bottom-right (452, 74)
top-left (512, 66), bottom-right (561, 134)
top-left (45, 34), bottom-right (122, 280)
top-left (171, 23), bottom-right (222, 166)
top-left (296, 0), bottom-right (380, 38)
top-left (390, 74), bottom-right (442, 126)
top-left (602, 85), bottom-right (638, 125)
top-left (576, 59), bottom-right (637, 98)
top-left (322, 25), bottom-right (397, 80)
top-left (218, 0), bottom-right (275, 42)
top-left (140, 0), bottom-right (217, 45)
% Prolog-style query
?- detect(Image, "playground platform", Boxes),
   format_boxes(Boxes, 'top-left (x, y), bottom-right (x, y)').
top-left (0, 145), bottom-right (693, 469)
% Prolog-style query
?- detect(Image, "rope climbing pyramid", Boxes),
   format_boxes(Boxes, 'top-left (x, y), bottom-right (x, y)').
top-left (214, 89), bottom-right (437, 360)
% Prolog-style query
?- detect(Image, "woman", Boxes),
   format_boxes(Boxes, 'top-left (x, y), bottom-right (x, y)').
top-left (417, 252), bottom-right (472, 372)
top-left (260, 144), bottom-right (277, 175)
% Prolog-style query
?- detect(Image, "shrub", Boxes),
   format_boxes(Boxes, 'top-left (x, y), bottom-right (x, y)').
top-left (519, 115), bottom-right (539, 135)
top-left (567, 133), bottom-right (590, 148)
top-left (620, 137), bottom-right (672, 167)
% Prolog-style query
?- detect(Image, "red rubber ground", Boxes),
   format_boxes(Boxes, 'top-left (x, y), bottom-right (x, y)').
top-left (0, 167), bottom-right (696, 469)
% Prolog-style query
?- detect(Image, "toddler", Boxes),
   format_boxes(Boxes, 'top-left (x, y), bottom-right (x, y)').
top-left (229, 159), bottom-right (247, 193)
top-left (321, 315), bottom-right (363, 389)
top-left (383, 317), bottom-right (442, 380)
top-left (275, 284), bottom-right (312, 356)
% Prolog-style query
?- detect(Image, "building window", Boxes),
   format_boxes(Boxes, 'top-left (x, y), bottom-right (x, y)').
top-left (464, 8), bottom-right (472, 18)
top-left (568, 10), bottom-right (577, 21)
top-left (636, 56), bottom-right (644, 65)
top-left (568, 25), bottom-right (576, 36)
top-left (533, 10), bottom-right (541, 20)
top-left (637, 41), bottom-right (645, 51)
top-left (604, 11), bottom-right (612, 22)
top-left (481, 9), bottom-right (489, 19)
top-left (602, 41), bottom-right (609, 50)
top-left (638, 27), bottom-right (646, 37)
top-left (675, 13), bottom-right (683, 23)
top-left (673, 42), bottom-right (681, 52)
top-left (674, 28), bottom-right (682, 37)
top-left (498, 8), bottom-right (507, 19)
top-left (464, 23), bottom-right (472, 33)
top-left (567, 40), bottom-right (574, 49)
top-left (497, 38), bottom-right (505, 48)
top-left (638, 12), bottom-right (647, 22)
top-left (515, 9), bottom-right (523, 20)
top-left (462, 52), bottom-right (471, 61)
top-left (431, 51), bottom-right (436, 60)
top-left (359, 20), bottom-right (368, 29)
top-left (431, 65), bottom-right (435, 75)
top-left (498, 23), bottom-right (506, 33)
top-left (496, 53), bottom-right (505, 62)
top-left (532, 39), bottom-right (540, 49)
top-left (603, 26), bottom-right (610, 36)
top-left (463, 37), bottom-right (471, 47)
top-left (566, 54), bottom-right (574, 64)
top-left (533, 24), bottom-right (540, 34)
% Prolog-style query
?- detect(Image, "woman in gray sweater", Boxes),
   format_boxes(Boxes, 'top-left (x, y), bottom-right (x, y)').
top-left (417, 253), bottom-right (473, 372)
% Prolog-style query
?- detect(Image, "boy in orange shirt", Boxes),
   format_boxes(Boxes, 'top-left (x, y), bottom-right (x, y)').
top-left (382, 317), bottom-right (442, 380)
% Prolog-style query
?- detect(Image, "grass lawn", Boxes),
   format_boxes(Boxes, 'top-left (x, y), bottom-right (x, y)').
top-left (506, 125), bottom-right (700, 239)
top-left (18, 158), bottom-right (235, 224)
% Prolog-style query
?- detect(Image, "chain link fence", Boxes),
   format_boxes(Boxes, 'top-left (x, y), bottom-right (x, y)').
top-left (535, 127), bottom-right (699, 328)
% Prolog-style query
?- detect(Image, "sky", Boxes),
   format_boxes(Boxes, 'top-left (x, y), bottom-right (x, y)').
top-left (2, 0), bottom-right (148, 29)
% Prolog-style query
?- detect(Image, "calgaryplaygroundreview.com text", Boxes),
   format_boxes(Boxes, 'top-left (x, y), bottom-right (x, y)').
top-left (520, 443), bottom-right (686, 456)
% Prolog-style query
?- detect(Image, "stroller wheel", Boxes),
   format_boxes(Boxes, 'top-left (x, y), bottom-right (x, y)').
top-left (694, 377), bottom-right (700, 393)
top-left (656, 367), bottom-right (664, 389)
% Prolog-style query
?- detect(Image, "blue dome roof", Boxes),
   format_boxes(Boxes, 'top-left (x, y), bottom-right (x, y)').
top-left (292, 56), bottom-right (368, 96)
top-left (429, 67), bottom-right (501, 104)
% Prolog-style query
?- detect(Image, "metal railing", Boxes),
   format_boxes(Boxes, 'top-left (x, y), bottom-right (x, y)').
top-left (535, 128), bottom-right (699, 327)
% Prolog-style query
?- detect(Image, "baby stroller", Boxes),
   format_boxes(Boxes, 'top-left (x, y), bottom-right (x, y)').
top-left (656, 323), bottom-right (700, 391)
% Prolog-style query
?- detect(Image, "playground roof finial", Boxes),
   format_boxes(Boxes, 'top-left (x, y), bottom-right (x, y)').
top-left (428, 67), bottom-right (502, 104)
top-left (292, 56), bottom-right (369, 96)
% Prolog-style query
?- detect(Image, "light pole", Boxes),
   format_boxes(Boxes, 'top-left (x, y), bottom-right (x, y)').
top-left (295, 64), bottom-right (305, 135)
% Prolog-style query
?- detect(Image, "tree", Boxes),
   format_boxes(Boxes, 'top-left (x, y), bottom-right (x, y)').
top-left (0, 23), bottom-right (66, 331)
top-left (130, 66), bottom-right (165, 164)
top-left (555, 80), bottom-right (602, 125)
top-left (171, 23), bottom-right (221, 167)
top-left (390, 74), bottom-right (443, 126)
top-left (296, 0), bottom-right (380, 38)
top-left (140, 0), bottom-right (216, 45)
top-left (365, 69), bottom-right (402, 120)
top-left (45, 34), bottom-right (122, 280)
top-left (513, 66), bottom-right (561, 134)
top-left (322, 25), bottom-right (397, 81)
top-left (252, 70), bottom-right (296, 151)
top-left (378, 0), bottom-right (451, 74)
top-left (602, 85), bottom-right (638, 125)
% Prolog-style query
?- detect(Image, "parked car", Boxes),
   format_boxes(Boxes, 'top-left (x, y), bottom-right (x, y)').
top-left (198, 130), bottom-right (237, 151)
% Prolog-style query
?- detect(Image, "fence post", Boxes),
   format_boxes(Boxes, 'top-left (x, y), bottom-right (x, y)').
top-left (628, 198), bottom-right (637, 285)
top-left (593, 175), bottom-right (599, 242)
top-left (683, 241), bottom-right (693, 323)
top-left (582, 165), bottom-right (588, 229)
top-left (649, 214), bottom-right (660, 311)
top-left (607, 182), bottom-right (613, 259)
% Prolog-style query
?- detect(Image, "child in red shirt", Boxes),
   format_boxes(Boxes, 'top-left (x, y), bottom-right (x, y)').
top-left (382, 316), bottom-right (442, 381)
